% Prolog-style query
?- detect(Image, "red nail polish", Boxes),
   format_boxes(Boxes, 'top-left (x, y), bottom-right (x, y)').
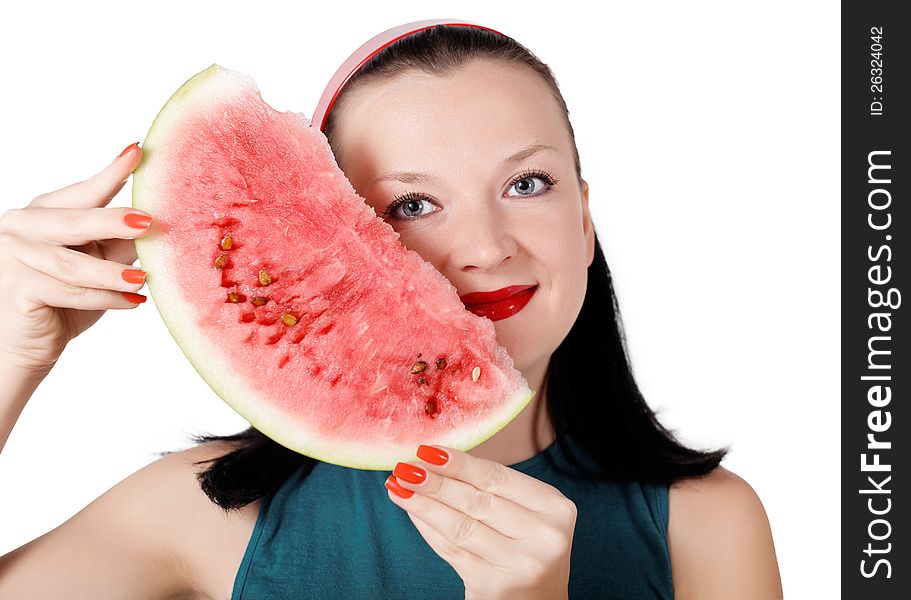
top-left (122, 292), bottom-right (147, 304)
top-left (385, 475), bottom-right (413, 499)
top-left (393, 462), bottom-right (426, 485)
top-left (119, 142), bottom-right (140, 158)
top-left (417, 445), bottom-right (449, 466)
top-left (121, 269), bottom-right (146, 284)
top-left (124, 213), bottom-right (153, 229)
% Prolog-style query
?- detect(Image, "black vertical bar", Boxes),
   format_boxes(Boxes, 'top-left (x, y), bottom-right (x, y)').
top-left (842, 0), bottom-right (908, 597)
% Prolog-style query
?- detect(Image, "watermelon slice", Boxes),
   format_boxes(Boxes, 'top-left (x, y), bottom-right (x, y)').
top-left (132, 65), bottom-right (535, 470)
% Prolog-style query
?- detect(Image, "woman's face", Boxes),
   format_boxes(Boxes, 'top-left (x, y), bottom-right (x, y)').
top-left (331, 60), bottom-right (594, 383)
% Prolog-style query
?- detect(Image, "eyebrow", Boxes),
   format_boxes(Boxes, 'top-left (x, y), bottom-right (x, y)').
top-left (370, 143), bottom-right (557, 186)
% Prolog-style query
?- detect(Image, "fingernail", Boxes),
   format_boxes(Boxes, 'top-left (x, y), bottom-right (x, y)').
top-left (393, 462), bottom-right (426, 485)
top-left (122, 292), bottom-right (147, 304)
top-left (124, 213), bottom-right (153, 229)
top-left (119, 142), bottom-right (140, 158)
top-left (417, 445), bottom-right (449, 466)
top-left (385, 475), bottom-right (413, 499)
top-left (121, 269), bottom-right (146, 284)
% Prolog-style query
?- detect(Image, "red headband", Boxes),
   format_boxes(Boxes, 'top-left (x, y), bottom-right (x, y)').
top-left (311, 18), bottom-right (504, 132)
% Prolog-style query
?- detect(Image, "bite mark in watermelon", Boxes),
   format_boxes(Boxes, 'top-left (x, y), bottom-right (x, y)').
top-left (132, 65), bottom-right (535, 470)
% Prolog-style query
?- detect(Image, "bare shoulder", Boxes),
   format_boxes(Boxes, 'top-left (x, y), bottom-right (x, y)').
top-left (0, 440), bottom-right (260, 600)
top-left (667, 466), bottom-right (783, 600)
top-left (153, 440), bottom-right (263, 598)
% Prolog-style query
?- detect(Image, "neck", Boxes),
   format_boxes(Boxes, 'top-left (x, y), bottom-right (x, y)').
top-left (468, 357), bottom-right (555, 466)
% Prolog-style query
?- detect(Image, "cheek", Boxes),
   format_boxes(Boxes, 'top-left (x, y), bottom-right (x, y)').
top-left (393, 229), bottom-right (447, 272)
top-left (506, 218), bottom-right (589, 355)
top-left (537, 211), bottom-right (589, 283)
top-left (539, 216), bottom-right (590, 329)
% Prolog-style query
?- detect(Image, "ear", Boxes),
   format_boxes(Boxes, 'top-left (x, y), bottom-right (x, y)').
top-left (580, 179), bottom-right (595, 268)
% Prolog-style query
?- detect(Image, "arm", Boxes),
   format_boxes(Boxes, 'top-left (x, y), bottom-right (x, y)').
top-left (668, 466), bottom-right (783, 599)
top-left (0, 443), bottom-right (228, 599)
top-left (0, 361), bottom-right (47, 453)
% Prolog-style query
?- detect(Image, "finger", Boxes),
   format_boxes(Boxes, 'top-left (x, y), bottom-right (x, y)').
top-left (98, 238), bottom-right (139, 266)
top-left (415, 445), bottom-right (563, 513)
top-left (23, 267), bottom-right (145, 311)
top-left (0, 206), bottom-right (153, 246)
top-left (66, 241), bottom-right (104, 260)
top-left (405, 510), bottom-right (488, 576)
top-left (386, 478), bottom-right (513, 567)
top-left (67, 239), bottom-right (139, 267)
top-left (9, 235), bottom-right (146, 294)
top-left (394, 461), bottom-right (531, 539)
top-left (29, 143), bottom-right (142, 209)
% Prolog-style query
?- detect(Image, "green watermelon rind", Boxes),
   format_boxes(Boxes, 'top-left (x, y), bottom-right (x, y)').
top-left (132, 64), bottom-right (536, 470)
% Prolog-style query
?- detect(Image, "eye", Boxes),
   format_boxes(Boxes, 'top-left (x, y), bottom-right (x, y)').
top-left (506, 169), bottom-right (559, 197)
top-left (380, 169), bottom-right (559, 222)
top-left (381, 192), bottom-right (438, 221)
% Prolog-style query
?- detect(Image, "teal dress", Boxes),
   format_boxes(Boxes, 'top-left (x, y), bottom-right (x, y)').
top-left (232, 435), bottom-right (674, 599)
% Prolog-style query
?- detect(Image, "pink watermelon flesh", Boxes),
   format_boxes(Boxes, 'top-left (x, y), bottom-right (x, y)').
top-left (132, 64), bottom-right (535, 470)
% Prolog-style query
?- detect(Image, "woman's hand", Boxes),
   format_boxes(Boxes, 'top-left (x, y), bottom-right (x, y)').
top-left (385, 444), bottom-right (577, 600)
top-left (0, 143), bottom-right (151, 377)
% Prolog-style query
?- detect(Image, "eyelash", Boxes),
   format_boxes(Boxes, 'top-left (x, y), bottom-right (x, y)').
top-left (380, 169), bottom-right (560, 221)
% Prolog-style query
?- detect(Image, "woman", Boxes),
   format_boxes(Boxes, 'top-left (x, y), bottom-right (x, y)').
top-left (0, 20), bottom-right (783, 599)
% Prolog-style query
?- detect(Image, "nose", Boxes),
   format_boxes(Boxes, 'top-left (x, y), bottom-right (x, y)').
top-left (451, 202), bottom-right (518, 272)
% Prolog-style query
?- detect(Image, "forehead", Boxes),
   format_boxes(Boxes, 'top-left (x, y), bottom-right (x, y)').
top-left (334, 61), bottom-right (569, 175)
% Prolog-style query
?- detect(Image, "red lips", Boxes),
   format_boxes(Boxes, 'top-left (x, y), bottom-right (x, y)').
top-left (459, 285), bottom-right (536, 306)
top-left (459, 285), bottom-right (538, 321)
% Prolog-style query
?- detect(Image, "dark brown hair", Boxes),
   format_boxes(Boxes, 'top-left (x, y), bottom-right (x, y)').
top-left (175, 25), bottom-right (727, 512)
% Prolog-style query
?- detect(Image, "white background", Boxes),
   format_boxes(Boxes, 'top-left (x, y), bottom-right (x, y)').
top-left (0, 1), bottom-right (839, 597)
